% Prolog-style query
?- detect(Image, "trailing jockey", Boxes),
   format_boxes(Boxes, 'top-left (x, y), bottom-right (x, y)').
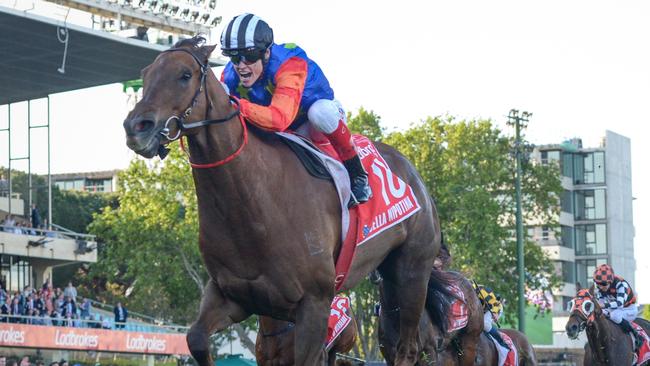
top-left (593, 263), bottom-right (643, 351)
top-left (474, 283), bottom-right (510, 350)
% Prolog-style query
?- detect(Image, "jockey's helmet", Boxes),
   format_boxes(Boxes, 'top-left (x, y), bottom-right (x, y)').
top-left (220, 13), bottom-right (273, 59)
top-left (593, 264), bottom-right (614, 286)
top-left (474, 284), bottom-right (502, 316)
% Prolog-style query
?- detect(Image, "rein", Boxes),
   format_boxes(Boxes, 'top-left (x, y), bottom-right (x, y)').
top-left (157, 47), bottom-right (247, 168)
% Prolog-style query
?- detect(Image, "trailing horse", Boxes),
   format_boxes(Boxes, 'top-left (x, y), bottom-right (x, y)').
top-left (565, 288), bottom-right (650, 366)
top-left (123, 37), bottom-right (447, 365)
top-left (377, 271), bottom-right (483, 365)
top-left (378, 270), bottom-right (537, 366)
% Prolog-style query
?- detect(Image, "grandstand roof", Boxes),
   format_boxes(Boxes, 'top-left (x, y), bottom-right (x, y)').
top-left (0, 5), bottom-right (167, 105)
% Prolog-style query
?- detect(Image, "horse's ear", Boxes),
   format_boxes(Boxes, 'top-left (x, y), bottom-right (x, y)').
top-left (199, 44), bottom-right (217, 63)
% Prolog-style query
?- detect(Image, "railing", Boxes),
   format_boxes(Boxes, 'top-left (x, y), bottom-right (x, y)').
top-left (0, 224), bottom-right (96, 242)
top-left (85, 298), bottom-right (185, 329)
top-left (0, 314), bottom-right (189, 333)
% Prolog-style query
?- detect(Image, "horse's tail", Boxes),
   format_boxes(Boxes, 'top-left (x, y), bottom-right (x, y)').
top-left (424, 269), bottom-right (460, 333)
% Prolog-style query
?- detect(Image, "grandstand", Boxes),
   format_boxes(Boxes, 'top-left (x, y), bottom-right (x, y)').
top-left (1, 0), bottom-right (225, 362)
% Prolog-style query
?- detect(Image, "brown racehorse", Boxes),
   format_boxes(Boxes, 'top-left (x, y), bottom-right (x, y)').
top-left (436, 329), bottom-right (537, 366)
top-left (565, 289), bottom-right (650, 366)
top-left (255, 312), bottom-right (357, 366)
top-left (377, 271), bottom-right (484, 366)
top-left (123, 36), bottom-right (448, 365)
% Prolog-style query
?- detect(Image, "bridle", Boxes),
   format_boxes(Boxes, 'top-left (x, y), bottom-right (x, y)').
top-left (155, 47), bottom-right (247, 168)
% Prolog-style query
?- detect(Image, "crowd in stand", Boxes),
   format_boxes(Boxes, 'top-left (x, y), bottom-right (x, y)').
top-left (0, 355), bottom-right (81, 366)
top-left (0, 205), bottom-right (55, 237)
top-left (0, 281), bottom-right (104, 328)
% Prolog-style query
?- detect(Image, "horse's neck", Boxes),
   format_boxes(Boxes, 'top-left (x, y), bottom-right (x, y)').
top-left (187, 72), bottom-right (271, 198)
top-left (587, 315), bottom-right (613, 365)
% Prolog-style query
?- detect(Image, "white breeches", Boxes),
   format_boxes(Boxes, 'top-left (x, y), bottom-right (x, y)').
top-left (307, 99), bottom-right (346, 134)
top-left (484, 311), bottom-right (494, 332)
top-left (604, 304), bottom-right (638, 324)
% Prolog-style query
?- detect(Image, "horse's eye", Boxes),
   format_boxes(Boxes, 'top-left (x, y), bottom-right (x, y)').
top-left (180, 72), bottom-right (192, 81)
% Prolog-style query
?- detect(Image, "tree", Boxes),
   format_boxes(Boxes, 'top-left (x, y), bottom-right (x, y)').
top-left (347, 107), bottom-right (384, 142)
top-left (85, 147), bottom-right (256, 353)
top-left (383, 116), bottom-right (562, 324)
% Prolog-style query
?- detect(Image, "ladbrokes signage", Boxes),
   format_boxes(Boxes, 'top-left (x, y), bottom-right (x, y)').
top-left (0, 324), bottom-right (189, 354)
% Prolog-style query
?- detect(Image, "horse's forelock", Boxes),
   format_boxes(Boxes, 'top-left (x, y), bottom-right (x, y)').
top-left (170, 36), bottom-right (216, 64)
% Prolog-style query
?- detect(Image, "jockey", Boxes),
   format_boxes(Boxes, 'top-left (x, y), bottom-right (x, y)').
top-left (219, 13), bottom-right (372, 205)
top-left (592, 264), bottom-right (643, 350)
top-left (475, 284), bottom-right (509, 350)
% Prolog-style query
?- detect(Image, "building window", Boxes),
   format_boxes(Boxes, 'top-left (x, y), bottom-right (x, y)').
top-left (561, 225), bottom-right (574, 248)
top-left (576, 258), bottom-right (608, 288)
top-left (573, 152), bottom-right (605, 185)
top-left (575, 224), bottom-right (607, 255)
top-left (561, 261), bottom-right (575, 283)
top-left (574, 189), bottom-right (606, 220)
top-left (542, 226), bottom-right (550, 241)
top-left (562, 152), bottom-right (573, 179)
top-left (561, 190), bottom-right (573, 214)
top-left (541, 150), bottom-right (561, 165)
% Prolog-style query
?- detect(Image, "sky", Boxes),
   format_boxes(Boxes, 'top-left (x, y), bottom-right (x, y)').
top-left (1, 1), bottom-right (649, 301)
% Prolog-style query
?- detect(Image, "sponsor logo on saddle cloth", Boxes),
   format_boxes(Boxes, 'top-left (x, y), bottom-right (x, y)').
top-left (494, 331), bottom-right (518, 366)
top-left (352, 135), bottom-right (421, 245)
top-left (325, 296), bottom-right (352, 351)
top-left (447, 284), bottom-right (469, 332)
top-left (631, 321), bottom-right (650, 365)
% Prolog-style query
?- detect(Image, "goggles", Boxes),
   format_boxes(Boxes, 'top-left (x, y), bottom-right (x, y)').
top-left (223, 48), bottom-right (265, 65)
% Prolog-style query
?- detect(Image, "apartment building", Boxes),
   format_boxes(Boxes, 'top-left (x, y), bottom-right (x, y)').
top-left (532, 130), bottom-right (634, 347)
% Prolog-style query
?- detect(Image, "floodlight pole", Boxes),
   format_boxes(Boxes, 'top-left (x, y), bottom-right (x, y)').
top-left (507, 108), bottom-right (531, 333)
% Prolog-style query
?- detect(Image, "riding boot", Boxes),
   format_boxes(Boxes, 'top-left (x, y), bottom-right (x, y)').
top-left (324, 120), bottom-right (372, 206)
top-left (343, 156), bottom-right (372, 206)
top-left (488, 327), bottom-right (510, 350)
top-left (620, 319), bottom-right (643, 352)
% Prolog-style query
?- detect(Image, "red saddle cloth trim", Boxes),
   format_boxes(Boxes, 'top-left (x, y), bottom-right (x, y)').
top-left (325, 296), bottom-right (352, 350)
top-left (310, 132), bottom-right (422, 291)
top-left (500, 331), bottom-right (518, 366)
top-left (631, 321), bottom-right (650, 365)
top-left (447, 284), bottom-right (468, 332)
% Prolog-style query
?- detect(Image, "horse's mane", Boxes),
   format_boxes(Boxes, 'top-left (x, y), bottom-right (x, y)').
top-left (425, 270), bottom-right (463, 333)
top-left (173, 35), bottom-right (207, 50)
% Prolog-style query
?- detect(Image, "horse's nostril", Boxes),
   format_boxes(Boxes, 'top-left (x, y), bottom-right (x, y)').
top-left (134, 119), bottom-right (155, 133)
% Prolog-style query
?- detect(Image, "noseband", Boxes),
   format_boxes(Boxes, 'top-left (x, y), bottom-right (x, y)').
top-left (156, 47), bottom-right (247, 168)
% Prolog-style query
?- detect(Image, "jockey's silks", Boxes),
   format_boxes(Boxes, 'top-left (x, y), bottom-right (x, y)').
top-left (222, 43), bottom-right (334, 131)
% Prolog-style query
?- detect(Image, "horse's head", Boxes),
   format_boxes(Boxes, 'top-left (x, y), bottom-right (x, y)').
top-left (123, 36), bottom-right (218, 158)
top-left (565, 288), bottom-right (600, 339)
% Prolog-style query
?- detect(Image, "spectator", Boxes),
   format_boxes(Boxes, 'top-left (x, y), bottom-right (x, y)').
top-left (0, 355), bottom-right (5, 366)
top-left (19, 356), bottom-right (29, 366)
top-left (0, 283), bottom-right (7, 305)
top-left (61, 296), bottom-right (76, 320)
top-left (35, 361), bottom-right (44, 366)
top-left (63, 282), bottom-right (77, 301)
top-left (7, 359), bottom-right (17, 366)
top-left (48, 362), bottom-right (59, 366)
top-left (3, 215), bottom-right (16, 228)
top-left (79, 298), bottom-right (92, 323)
top-left (100, 315), bottom-right (111, 329)
top-left (10, 297), bottom-right (23, 323)
top-left (113, 302), bottom-right (128, 329)
top-left (1, 297), bottom-right (10, 322)
top-left (59, 360), bottom-right (68, 366)
top-left (31, 203), bottom-right (41, 230)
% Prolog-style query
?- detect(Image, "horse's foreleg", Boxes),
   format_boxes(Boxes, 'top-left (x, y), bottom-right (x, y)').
top-left (187, 279), bottom-right (249, 366)
top-left (386, 254), bottom-right (432, 366)
top-left (293, 295), bottom-right (330, 366)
